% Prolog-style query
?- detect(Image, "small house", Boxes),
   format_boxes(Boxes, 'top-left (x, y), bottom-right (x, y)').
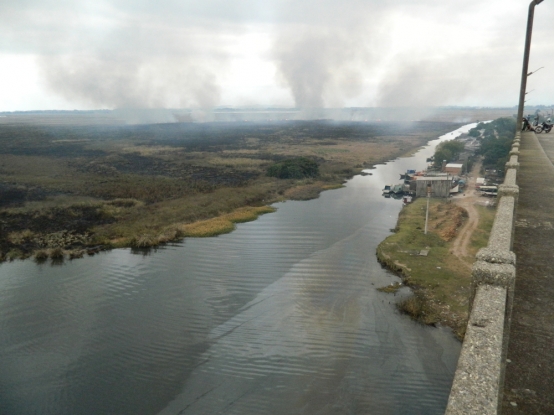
top-left (415, 176), bottom-right (453, 198)
top-left (444, 163), bottom-right (463, 175)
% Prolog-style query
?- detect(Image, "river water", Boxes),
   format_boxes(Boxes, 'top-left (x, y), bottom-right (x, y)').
top-left (0, 123), bottom-right (477, 415)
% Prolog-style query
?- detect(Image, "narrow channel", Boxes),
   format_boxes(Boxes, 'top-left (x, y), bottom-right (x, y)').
top-left (0, 123), bottom-right (477, 415)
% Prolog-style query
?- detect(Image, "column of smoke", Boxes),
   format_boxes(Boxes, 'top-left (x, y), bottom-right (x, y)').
top-left (271, 1), bottom-right (526, 120)
top-left (38, 18), bottom-right (225, 123)
top-left (32, 0), bottom-right (532, 122)
top-left (271, 0), bottom-right (381, 120)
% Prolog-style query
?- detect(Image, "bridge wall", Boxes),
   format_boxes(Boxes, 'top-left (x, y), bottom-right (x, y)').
top-left (444, 132), bottom-right (522, 414)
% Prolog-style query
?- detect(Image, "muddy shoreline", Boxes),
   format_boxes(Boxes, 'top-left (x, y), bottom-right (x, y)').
top-left (375, 198), bottom-right (477, 341)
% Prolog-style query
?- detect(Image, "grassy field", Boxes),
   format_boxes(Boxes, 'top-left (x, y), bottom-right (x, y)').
top-left (376, 198), bottom-right (496, 339)
top-left (0, 118), bottom-right (460, 262)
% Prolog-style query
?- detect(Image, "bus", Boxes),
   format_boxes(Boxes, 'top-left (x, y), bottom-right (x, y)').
top-left (479, 185), bottom-right (498, 196)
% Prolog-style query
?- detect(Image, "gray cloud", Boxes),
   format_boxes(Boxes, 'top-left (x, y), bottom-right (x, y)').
top-left (40, 54), bottom-right (222, 109)
top-left (1, 0), bottom-right (245, 109)
top-left (374, 9), bottom-right (552, 108)
top-left (271, 0), bottom-right (554, 109)
top-left (1, 0), bottom-right (554, 110)
top-left (269, 0), bottom-right (480, 109)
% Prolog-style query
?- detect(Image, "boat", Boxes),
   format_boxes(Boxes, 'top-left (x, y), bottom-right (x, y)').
top-left (392, 184), bottom-right (404, 195)
top-left (382, 184), bottom-right (393, 194)
top-left (399, 169), bottom-right (416, 180)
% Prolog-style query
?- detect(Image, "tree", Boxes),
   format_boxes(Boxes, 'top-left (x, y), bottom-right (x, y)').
top-left (267, 157), bottom-right (319, 179)
top-left (433, 140), bottom-right (465, 168)
top-left (476, 117), bottom-right (515, 170)
top-left (468, 129), bottom-right (480, 138)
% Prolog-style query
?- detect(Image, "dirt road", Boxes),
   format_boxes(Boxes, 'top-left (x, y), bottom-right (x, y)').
top-left (450, 158), bottom-right (485, 266)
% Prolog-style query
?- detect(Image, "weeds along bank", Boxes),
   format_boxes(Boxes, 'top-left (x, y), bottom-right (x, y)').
top-left (0, 120), bottom-right (459, 263)
top-left (376, 198), bottom-right (495, 339)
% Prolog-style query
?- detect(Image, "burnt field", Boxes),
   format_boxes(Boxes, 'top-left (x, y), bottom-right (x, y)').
top-left (0, 119), bottom-right (459, 262)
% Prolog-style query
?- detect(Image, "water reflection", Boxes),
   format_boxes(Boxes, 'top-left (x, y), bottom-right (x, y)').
top-left (0, 124), bottom-right (477, 415)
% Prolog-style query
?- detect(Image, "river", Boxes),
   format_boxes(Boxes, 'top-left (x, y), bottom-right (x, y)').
top-left (0, 123), bottom-right (477, 415)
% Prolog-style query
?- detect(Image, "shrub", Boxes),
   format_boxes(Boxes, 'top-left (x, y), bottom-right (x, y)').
top-left (131, 234), bottom-right (159, 248)
top-left (107, 198), bottom-right (141, 208)
top-left (267, 157), bottom-right (319, 179)
top-left (34, 249), bottom-right (49, 262)
top-left (49, 247), bottom-right (65, 260)
top-left (69, 250), bottom-right (85, 259)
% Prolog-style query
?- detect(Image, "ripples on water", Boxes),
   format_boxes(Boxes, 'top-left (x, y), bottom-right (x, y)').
top-left (0, 125), bottom-right (477, 415)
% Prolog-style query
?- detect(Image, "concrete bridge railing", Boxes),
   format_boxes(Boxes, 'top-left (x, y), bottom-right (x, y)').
top-left (444, 133), bottom-right (522, 415)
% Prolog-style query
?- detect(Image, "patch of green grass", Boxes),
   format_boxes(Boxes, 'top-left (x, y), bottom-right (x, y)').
top-left (377, 198), bottom-right (475, 338)
top-left (469, 205), bottom-right (496, 254)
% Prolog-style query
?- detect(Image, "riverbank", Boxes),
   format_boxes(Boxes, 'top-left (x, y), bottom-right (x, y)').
top-left (376, 196), bottom-right (495, 339)
top-left (0, 120), bottom-right (468, 415)
top-left (0, 120), bottom-right (461, 263)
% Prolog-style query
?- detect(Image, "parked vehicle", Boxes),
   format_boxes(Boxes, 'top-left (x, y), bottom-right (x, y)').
top-left (535, 119), bottom-right (553, 134)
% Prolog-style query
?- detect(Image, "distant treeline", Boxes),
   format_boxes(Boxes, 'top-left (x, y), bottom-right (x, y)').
top-left (469, 117), bottom-right (516, 171)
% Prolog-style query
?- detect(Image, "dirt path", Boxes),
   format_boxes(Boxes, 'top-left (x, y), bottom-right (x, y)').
top-left (450, 158), bottom-right (483, 266)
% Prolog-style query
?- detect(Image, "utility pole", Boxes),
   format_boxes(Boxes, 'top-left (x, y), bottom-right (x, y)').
top-left (424, 183), bottom-right (431, 235)
top-left (516, 0), bottom-right (545, 132)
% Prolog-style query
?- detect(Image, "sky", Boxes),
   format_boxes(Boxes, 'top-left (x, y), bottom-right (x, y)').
top-left (1, 0), bottom-right (553, 112)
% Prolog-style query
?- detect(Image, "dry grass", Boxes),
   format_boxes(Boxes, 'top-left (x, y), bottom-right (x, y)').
top-left (283, 183), bottom-right (325, 200)
top-left (181, 218), bottom-right (236, 237)
top-left (223, 206), bottom-right (275, 222)
top-left (377, 282), bottom-right (403, 293)
top-left (428, 203), bottom-right (467, 241)
top-left (49, 247), bottom-right (65, 260)
top-left (1, 119), bottom-right (459, 261)
top-left (7, 229), bottom-right (34, 244)
top-left (206, 157), bottom-right (267, 169)
top-left (180, 206), bottom-right (276, 237)
top-left (121, 145), bottom-right (182, 156)
top-left (34, 249), bottom-right (49, 262)
top-left (264, 140), bottom-right (407, 169)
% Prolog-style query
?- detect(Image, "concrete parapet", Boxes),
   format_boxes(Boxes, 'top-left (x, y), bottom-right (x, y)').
top-left (485, 196), bottom-right (516, 254)
top-left (446, 132), bottom-right (520, 414)
top-left (475, 248), bottom-right (516, 266)
top-left (502, 169), bottom-right (518, 188)
top-left (470, 261), bottom-right (515, 308)
top-left (505, 160), bottom-right (519, 170)
top-left (470, 260), bottom-right (516, 326)
top-left (445, 285), bottom-right (507, 415)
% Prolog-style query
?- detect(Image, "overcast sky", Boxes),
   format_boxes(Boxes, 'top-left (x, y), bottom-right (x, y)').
top-left (1, 0), bottom-right (553, 111)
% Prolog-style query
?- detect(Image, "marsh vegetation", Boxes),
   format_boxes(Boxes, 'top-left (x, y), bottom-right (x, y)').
top-left (0, 117), bottom-right (459, 262)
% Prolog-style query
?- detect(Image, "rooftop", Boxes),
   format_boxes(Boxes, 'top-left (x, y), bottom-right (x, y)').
top-left (415, 176), bottom-right (453, 181)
